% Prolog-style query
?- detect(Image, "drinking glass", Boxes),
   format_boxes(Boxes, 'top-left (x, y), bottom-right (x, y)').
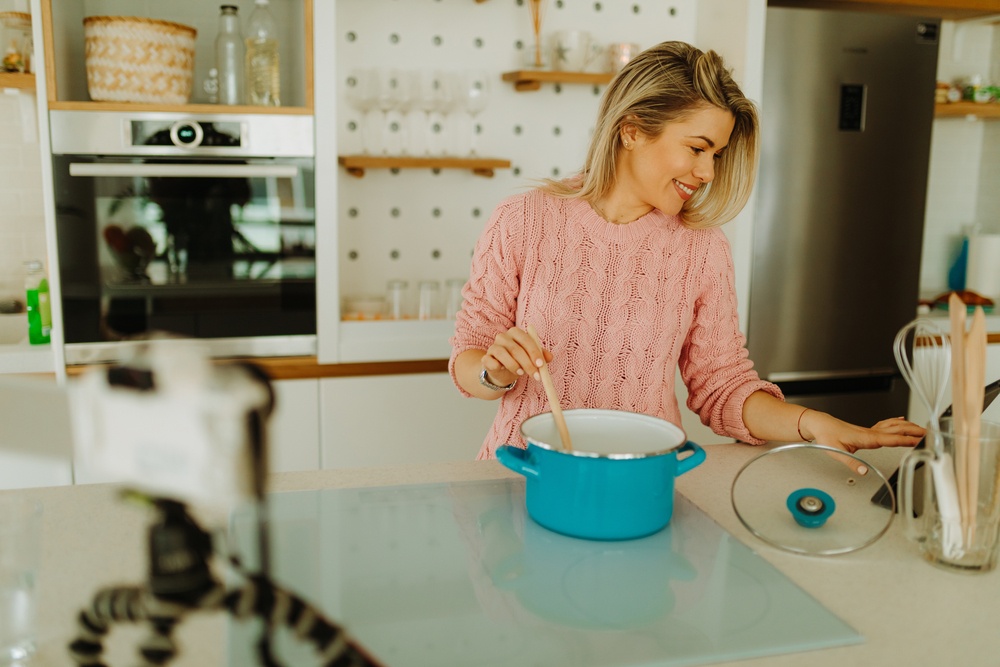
top-left (418, 280), bottom-right (440, 320)
top-left (445, 278), bottom-right (466, 319)
top-left (0, 497), bottom-right (41, 666)
top-left (386, 279), bottom-right (409, 320)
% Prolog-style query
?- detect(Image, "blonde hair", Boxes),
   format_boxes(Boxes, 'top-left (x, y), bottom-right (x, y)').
top-left (542, 41), bottom-right (759, 229)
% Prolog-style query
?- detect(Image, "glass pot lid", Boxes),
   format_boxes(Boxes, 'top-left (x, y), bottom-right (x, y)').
top-left (730, 443), bottom-right (895, 556)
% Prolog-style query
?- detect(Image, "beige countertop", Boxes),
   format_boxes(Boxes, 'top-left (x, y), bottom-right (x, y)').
top-left (5, 444), bottom-right (1000, 667)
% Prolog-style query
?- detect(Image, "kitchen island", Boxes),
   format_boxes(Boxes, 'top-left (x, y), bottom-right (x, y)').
top-left (8, 443), bottom-right (1000, 667)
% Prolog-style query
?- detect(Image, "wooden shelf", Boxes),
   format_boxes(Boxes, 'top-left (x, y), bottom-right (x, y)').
top-left (768, 0), bottom-right (1000, 21)
top-left (0, 72), bottom-right (35, 90)
top-left (935, 102), bottom-right (1000, 120)
top-left (338, 155), bottom-right (511, 178)
top-left (46, 100), bottom-right (312, 115)
top-left (502, 70), bottom-right (614, 92)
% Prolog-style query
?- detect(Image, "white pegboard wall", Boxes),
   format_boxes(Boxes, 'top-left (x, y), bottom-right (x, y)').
top-left (333, 0), bottom-right (697, 307)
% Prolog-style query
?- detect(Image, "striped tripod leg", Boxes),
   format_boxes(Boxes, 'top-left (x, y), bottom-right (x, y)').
top-left (68, 586), bottom-right (146, 667)
top-left (138, 584), bottom-right (228, 667)
top-left (137, 611), bottom-right (180, 666)
top-left (224, 576), bottom-right (383, 667)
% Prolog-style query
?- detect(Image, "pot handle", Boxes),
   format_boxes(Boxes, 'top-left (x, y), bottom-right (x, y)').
top-left (496, 445), bottom-right (540, 478)
top-left (674, 441), bottom-right (706, 476)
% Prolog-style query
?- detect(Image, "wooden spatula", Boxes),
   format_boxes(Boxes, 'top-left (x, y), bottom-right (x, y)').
top-left (527, 324), bottom-right (573, 452)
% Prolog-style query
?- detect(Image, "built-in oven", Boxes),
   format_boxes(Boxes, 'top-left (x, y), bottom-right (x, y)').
top-left (49, 110), bottom-right (316, 365)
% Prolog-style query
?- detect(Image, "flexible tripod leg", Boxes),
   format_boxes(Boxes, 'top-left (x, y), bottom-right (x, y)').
top-left (68, 584), bottom-right (228, 667)
top-left (68, 585), bottom-right (146, 666)
top-left (223, 575), bottom-right (382, 667)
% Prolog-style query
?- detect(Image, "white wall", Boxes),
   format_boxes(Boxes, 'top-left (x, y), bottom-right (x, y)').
top-left (0, 91), bottom-right (46, 338)
top-left (919, 20), bottom-right (998, 298)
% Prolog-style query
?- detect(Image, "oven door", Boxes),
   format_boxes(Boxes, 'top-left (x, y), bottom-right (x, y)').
top-left (53, 155), bottom-right (316, 365)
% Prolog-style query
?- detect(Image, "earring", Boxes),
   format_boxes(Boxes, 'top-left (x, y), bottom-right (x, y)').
top-left (622, 139), bottom-right (631, 149)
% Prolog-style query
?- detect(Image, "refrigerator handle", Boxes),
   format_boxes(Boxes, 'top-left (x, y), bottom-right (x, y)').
top-left (767, 368), bottom-right (898, 383)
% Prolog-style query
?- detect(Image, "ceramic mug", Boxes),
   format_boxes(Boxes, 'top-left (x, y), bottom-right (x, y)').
top-left (550, 30), bottom-right (600, 72)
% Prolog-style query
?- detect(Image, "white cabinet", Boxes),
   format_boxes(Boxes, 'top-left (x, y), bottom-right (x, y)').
top-left (319, 373), bottom-right (498, 468)
top-left (0, 375), bottom-right (73, 490)
top-left (268, 378), bottom-right (321, 473)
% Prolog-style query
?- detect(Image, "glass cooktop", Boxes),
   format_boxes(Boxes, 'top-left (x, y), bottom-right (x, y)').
top-left (227, 479), bottom-right (861, 667)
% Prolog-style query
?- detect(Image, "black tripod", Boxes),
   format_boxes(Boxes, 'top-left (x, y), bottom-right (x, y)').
top-left (67, 492), bottom-right (382, 667)
top-left (66, 360), bottom-right (382, 667)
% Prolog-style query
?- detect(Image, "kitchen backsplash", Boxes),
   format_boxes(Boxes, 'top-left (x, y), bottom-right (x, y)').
top-left (0, 92), bottom-right (46, 301)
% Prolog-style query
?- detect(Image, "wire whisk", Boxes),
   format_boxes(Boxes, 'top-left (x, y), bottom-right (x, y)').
top-left (894, 317), bottom-right (951, 434)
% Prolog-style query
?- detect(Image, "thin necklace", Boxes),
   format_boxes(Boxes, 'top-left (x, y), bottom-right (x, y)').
top-left (590, 200), bottom-right (643, 225)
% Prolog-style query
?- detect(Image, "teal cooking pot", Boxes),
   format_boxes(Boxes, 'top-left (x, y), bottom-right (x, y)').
top-left (497, 409), bottom-right (705, 540)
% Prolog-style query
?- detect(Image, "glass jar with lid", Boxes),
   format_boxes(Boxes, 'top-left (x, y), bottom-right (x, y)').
top-left (0, 12), bottom-right (32, 73)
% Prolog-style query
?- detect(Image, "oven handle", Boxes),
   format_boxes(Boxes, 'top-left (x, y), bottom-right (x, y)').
top-left (67, 163), bottom-right (300, 178)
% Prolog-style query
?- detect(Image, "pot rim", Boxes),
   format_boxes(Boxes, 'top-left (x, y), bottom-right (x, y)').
top-left (520, 408), bottom-right (688, 460)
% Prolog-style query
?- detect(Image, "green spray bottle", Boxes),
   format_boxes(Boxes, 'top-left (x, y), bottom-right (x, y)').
top-left (25, 260), bottom-right (51, 345)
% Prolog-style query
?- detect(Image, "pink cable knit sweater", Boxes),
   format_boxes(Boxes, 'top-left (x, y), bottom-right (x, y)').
top-left (449, 188), bottom-right (782, 460)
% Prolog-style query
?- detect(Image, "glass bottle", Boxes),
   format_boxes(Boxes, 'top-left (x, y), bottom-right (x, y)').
top-left (215, 5), bottom-right (243, 106)
top-left (24, 260), bottom-right (51, 345)
top-left (244, 0), bottom-right (281, 106)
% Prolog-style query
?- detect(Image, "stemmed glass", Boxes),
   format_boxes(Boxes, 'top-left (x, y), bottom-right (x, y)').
top-left (394, 70), bottom-right (422, 156)
top-left (459, 70), bottom-right (490, 156)
top-left (345, 69), bottom-right (382, 155)
top-left (419, 70), bottom-right (458, 157)
top-left (381, 69), bottom-right (411, 156)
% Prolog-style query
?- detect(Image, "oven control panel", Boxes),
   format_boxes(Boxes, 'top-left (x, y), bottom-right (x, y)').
top-left (140, 120), bottom-right (242, 149)
top-left (49, 110), bottom-right (314, 158)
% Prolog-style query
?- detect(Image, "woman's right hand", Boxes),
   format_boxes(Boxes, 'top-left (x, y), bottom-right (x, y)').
top-left (482, 326), bottom-right (553, 388)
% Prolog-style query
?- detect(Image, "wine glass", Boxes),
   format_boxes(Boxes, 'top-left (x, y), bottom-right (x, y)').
top-left (345, 68), bottom-right (382, 155)
top-left (459, 70), bottom-right (490, 156)
top-left (381, 69), bottom-right (408, 156)
top-left (419, 70), bottom-right (458, 157)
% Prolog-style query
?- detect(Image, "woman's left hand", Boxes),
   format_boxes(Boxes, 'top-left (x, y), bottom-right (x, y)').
top-left (806, 411), bottom-right (925, 455)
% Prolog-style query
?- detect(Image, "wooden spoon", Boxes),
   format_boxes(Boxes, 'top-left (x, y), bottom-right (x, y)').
top-left (527, 324), bottom-right (573, 452)
top-left (965, 306), bottom-right (987, 539)
top-left (949, 292), bottom-right (969, 532)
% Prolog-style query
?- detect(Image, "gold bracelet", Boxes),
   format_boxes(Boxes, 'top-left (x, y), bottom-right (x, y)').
top-left (796, 407), bottom-right (814, 442)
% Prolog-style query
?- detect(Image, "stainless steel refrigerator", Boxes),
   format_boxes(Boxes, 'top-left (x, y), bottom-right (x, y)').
top-left (746, 6), bottom-right (941, 426)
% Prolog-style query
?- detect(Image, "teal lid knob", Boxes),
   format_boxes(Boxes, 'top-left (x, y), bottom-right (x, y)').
top-left (787, 488), bottom-right (835, 528)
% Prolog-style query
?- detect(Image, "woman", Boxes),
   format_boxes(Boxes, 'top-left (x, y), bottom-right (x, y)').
top-left (449, 41), bottom-right (923, 463)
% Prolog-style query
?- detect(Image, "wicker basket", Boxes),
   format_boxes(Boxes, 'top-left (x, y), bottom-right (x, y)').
top-left (83, 16), bottom-right (197, 105)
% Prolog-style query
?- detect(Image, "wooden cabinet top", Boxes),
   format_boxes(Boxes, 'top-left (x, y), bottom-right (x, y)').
top-left (769, 0), bottom-right (1000, 20)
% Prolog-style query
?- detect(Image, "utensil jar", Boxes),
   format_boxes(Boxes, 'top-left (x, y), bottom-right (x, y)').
top-left (899, 418), bottom-right (1000, 573)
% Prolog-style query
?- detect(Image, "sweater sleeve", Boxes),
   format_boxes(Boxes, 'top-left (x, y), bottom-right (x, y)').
top-left (679, 230), bottom-right (783, 444)
top-left (448, 195), bottom-right (527, 397)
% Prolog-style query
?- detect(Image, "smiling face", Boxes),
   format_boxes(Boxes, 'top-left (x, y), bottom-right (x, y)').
top-left (619, 105), bottom-right (736, 218)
